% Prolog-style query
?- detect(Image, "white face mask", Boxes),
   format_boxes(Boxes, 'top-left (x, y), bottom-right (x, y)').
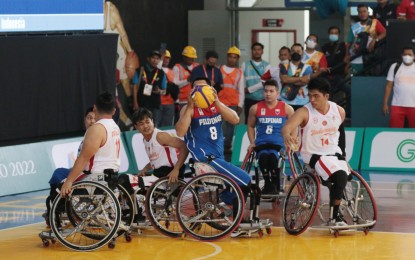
top-left (306, 40), bottom-right (317, 49)
top-left (280, 59), bottom-right (289, 65)
top-left (402, 55), bottom-right (414, 64)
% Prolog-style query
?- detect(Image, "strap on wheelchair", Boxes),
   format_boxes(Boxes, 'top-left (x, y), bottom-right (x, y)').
top-left (253, 144), bottom-right (282, 153)
top-left (309, 153), bottom-right (346, 169)
top-left (104, 169), bottom-right (119, 190)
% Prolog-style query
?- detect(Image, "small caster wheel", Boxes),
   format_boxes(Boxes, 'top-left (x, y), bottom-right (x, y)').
top-left (333, 230), bottom-right (339, 238)
top-left (165, 220), bottom-right (170, 229)
top-left (108, 241), bottom-right (116, 249)
top-left (125, 234), bottom-right (132, 242)
top-left (42, 240), bottom-right (50, 247)
top-left (51, 238), bottom-right (56, 244)
top-left (181, 232), bottom-right (186, 239)
top-left (364, 228), bottom-right (369, 236)
top-left (266, 227), bottom-right (272, 235)
top-left (258, 229), bottom-right (264, 238)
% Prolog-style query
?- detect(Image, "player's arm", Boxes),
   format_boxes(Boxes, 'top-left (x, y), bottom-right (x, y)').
top-left (61, 124), bottom-right (106, 197)
top-left (337, 105), bottom-right (346, 156)
top-left (138, 163), bottom-right (152, 176)
top-left (175, 93), bottom-right (195, 137)
top-left (112, 4), bottom-right (133, 52)
top-left (247, 104), bottom-right (257, 150)
top-left (215, 99), bottom-right (239, 125)
top-left (157, 132), bottom-right (189, 183)
top-left (281, 107), bottom-right (308, 152)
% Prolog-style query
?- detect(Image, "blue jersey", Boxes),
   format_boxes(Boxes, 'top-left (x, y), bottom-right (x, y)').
top-left (185, 104), bottom-right (224, 161)
top-left (255, 101), bottom-right (287, 147)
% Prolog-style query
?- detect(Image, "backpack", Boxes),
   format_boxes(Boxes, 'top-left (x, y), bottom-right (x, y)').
top-left (279, 62), bottom-right (305, 101)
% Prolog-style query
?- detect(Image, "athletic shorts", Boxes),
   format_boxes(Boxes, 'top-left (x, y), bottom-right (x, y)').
top-left (313, 155), bottom-right (350, 181)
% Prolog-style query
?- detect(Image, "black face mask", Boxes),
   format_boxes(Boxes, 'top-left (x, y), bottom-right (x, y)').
top-left (291, 52), bottom-right (302, 62)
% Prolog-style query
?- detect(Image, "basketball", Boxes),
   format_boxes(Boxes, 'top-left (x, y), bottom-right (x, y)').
top-left (191, 85), bottom-right (215, 109)
top-left (125, 51), bottom-right (139, 79)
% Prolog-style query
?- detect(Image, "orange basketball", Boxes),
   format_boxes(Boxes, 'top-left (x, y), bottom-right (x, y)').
top-left (125, 51), bottom-right (139, 79)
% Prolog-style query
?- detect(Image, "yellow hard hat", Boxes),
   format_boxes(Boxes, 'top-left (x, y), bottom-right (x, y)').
top-left (227, 46), bottom-right (241, 57)
top-left (182, 46), bottom-right (197, 58)
top-left (165, 50), bottom-right (171, 58)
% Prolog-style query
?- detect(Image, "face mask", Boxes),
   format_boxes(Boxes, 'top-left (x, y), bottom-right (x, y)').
top-left (329, 34), bottom-right (339, 42)
top-left (280, 59), bottom-right (289, 65)
top-left (402, 55), bottom-right (414, 64)
top-left (291, 52), bottom-right (302, 62)
top-left (306, 40), bottom-right (317, 49)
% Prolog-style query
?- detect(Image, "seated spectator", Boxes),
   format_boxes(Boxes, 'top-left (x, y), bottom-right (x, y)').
top-left (382, 46), bottom-right (415, 128)
top-left (397, 0), bottom-right (415, 20)
top-left (190, 50), bottom-right (223, 92)
top-left (302, 34), bottom-right (328, 79)
top-left (373, 0), bottom-right (397, 27)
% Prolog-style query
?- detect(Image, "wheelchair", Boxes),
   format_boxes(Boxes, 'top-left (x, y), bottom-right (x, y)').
top-left (282, 152), bottom-right (378, 237)
top-left (39, 170), bottom-right (133, 251)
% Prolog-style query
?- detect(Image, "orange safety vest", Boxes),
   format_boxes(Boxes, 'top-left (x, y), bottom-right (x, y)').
top-left (174, 62), bottom-right (199, 103)
top-left (219, 66), bottom-right (242, 107)
top-left (161, 67), bottom-right (175, 105)
top-left (305, 51), bottom-right (324, 72)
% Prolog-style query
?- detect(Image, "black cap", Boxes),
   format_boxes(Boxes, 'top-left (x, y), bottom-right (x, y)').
top-left (205, 50), bottom-right (218, 59)
top-left (148, 50), bottom-right (162, 58)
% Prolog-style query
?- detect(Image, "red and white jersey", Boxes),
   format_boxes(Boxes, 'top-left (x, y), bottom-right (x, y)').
top-left (300, 101), bottom-right (342, 164)
top-left (144, 128), bottom-right (178, 169)
top-left (86, 119), bottom-right (121, 174)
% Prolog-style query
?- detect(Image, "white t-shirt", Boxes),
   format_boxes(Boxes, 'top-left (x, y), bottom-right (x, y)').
top-left (144, 128), bottom-right (178, 169)
top-left (386, 62), bottom-right (415, 107)
top-left (87, 119), bottom-right (121, 174)
top-left (300, 101), bottom-right (343, 164)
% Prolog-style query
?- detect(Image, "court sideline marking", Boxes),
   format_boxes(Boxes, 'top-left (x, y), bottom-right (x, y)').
top-left (192, 242), bottom-right (222, 260)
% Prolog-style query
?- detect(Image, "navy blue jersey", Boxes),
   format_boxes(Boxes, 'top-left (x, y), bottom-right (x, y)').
top-left (185, 104), bottom-right (224, 161)
top-left (255, 101), bottom-right (287, 147)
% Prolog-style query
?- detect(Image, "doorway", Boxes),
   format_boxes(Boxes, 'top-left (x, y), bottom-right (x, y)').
top-left (252, 30), bottom-right (296, 66)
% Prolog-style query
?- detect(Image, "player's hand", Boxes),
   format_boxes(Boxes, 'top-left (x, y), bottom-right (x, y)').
top-left (283, 135), bottom-right (298, 153)
top-left (382, 104), bottom-right (389, 116)
top-left (247, 143), bottom-right (256, 152)
top-left (60, 180), bottom-right (73, 198)
top-left (168, 169), bottom-right (179, 183)
top-left (211, 86), bottom-right (219, 102)
top-left (138, 170), bottom-right (146, 177)
top-left (187, 92), bottom-right (194, 109)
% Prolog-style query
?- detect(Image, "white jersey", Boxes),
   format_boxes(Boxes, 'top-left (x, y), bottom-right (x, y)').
top-left (144, 128), bottom-right (178, 169)
top-left (386, 62), bottom-right (415, 107)
top-left (300, 101), bottom-right (342, 164)
top-left (86, 118), bottom-right (121, 174)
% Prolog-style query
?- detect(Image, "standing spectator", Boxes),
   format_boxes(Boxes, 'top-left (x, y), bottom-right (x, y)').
top-left (302, 34), bottom-right (328, 79)
top-left (260, 46), bottom-right (291, 88)
top-left (383, 46), bottom-right (415, 128)
top-left (190, 50), bottom-right (224, 91)
top-left (397, 0), bottom-right (415, 20)
top-left (132, 50), bottom-right (167, 127)
top-left (322, 26), bottom-right (350, 116)
top-left (173, 46), bottom-right (200, 108)
top-left (279, 46), bottom-right (291, 65)
top-left (219, 46), bottom-right (245, 153)
top-left (279, 44), bottom-right (313, 110)
top-left (160, 50), bottom-right (179, 127)
top-left (346, 4), bottom-right (387, 74)
top-left (373, 0), bottom-right (397, 27)
top-left (241, 42), bottom-right (271, 123)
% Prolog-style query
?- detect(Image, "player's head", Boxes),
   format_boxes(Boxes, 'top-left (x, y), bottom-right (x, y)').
top-left (84, 107), bottom-right (95, 130)
top-left (263, 80), bottom-right (279, 102)
top-left (132, 107), bottom-right (155, 136)
top-left (191, 77), bottom-right (212, 88)
top-left (94, 91), bottom-right (116, 116)
top-left (307, 77), bottom-right (330, 109)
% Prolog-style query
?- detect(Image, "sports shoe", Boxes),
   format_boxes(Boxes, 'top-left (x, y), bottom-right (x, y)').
top-left (330, 214), bottom-right (348, 227)
top-left (261, 183), bottom-right (278, 195)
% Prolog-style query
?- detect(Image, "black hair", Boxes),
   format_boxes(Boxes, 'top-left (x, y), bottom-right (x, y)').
top-left (357, 4), bottom-right (369, 10)
top-left (306, 34), bottom-right (319, 43)
top-left (291, 43), bottom-right (304, 51)
top-left (328, 26), bottom-right (341, 34)
top-left (279, 46), bottom-right (291, 53)
top-left (191, 76), bottom-right (212, 87)
top-left (205, 50), bottom-right (219, 59)
top-left (402, 45), bottom-right (415, 54)
top-left (95, 91), bottom-right (116, 114)
top-left (264, 80), bottom-right (279, 90)
top-left (307, 77), bottom-right (331, 95)
top-left (132, 107), bottom-right (153, 125)
top-left (251, 42), bottom-right (264, 50)
top-left (84, 107), bottom-right (94, 117)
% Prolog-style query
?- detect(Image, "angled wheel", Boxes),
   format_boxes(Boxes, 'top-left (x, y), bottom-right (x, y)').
top-left (176, 173), bottom-right (244, 241)
top-left (145, 177), bottom-right (186, 238)
top-left (50, 181), bottom-right (121, 251)
top-left (343, 170), bottom-right (377, 229)
top-left (283, 173), bottom-right (320, 235)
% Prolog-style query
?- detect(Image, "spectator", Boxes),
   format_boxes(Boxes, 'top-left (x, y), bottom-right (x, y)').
top-left (219, 46), bottom-right (245, 153)
top-left (302, 34), bottom-right (329, 79)
top-left (261, 46), bottom-right (291, 88)
top-left (279, 43), bottom-right (312, 110)
top-left (132, 50), bottom-right (167, 127)
top-left (346, 4), bottom-right (387, 74)
top-left (373, 0), bottom-right (397, 27)
top-left (383, 46), bottom-right (415, 128)
top-left (160, 50), bottom-right (179, 127)
top-left (241, 42), bottom-right (271, 123)
top-left (397, 0), bottom-right (415, 20)
top-left (190, 50), bottom-right (224, 91)
top-left (279, 46), bottom-right (291, 65)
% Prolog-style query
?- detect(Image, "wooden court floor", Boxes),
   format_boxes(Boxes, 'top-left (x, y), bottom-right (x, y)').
top-left (1, 170), bottom-right (415, 259)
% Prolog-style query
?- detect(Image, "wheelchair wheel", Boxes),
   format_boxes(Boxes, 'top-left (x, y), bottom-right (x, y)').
top-left (145, 177), bottom-right (186, 238)
top-left (283, 173), bottom-right (320, 235)
top-left (115, 184), bottom-right (135, 237)
top-left (50, 181), bottom-right (121, 251)
top-left (176, 173), bottom-right (244, 241)
top-left (343, 170), bottom-right (378, 229)
top-left (288, 152), bottom-right (304, 179)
